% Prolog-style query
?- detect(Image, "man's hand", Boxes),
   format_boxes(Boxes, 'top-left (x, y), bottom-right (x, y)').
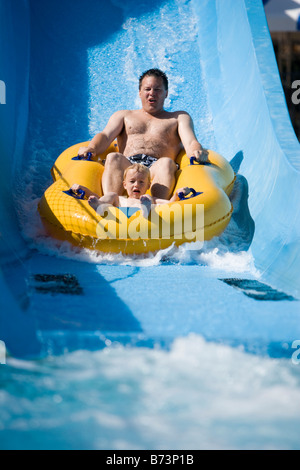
top-left (77, 146), bottom-right (96, 158)
top-left (192, 148), bottom-right (209, 163)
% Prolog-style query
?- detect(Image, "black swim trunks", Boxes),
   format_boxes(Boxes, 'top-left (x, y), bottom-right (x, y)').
top-left (127, 154), bottom-right (158, 168)
top-left (127, 154), bottom-right (180, 170)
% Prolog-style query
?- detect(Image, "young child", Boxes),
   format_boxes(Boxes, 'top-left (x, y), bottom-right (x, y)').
top-left (71, 163), bottom-right (189, 218)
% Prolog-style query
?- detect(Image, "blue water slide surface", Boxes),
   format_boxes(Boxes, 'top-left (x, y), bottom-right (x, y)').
top-left (0, 0), bottom-right (299, 358)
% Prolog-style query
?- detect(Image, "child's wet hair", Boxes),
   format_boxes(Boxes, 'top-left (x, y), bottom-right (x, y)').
top-left (123, 163), bottom-right (151, 182)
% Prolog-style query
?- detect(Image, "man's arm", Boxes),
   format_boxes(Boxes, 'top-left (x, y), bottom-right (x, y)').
top-left (78, 110), bottom-right (127, 157)
top-left (177, 112), bottom-right (209, 163)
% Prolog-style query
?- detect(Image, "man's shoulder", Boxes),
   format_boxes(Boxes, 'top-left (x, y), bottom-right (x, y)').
top-left (107, 109), bottom-right (137, 125)
top-left (172, 110), bottom-right (191, 117)
top-left (114, 109), bottom-right (141, 119)
top-left (164, 110), bottom-right (191, 119)
top-left (111, 109), bottom-right (132, 117)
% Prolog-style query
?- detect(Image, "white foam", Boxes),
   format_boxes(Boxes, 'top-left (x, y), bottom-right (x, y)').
top-left (22, 216), bottom-right (258, 277)
top-left (2, 335), bottom-right (300, 449)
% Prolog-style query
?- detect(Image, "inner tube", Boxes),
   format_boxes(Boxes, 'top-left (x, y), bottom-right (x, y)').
top-left (38, 141), bottom-right (235, 254)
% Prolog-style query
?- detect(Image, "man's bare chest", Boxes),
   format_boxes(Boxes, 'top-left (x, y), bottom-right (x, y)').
top-left (124, 115), bottom-right (178, 138)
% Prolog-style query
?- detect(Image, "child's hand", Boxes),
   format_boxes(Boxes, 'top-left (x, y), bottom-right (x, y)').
top-left (71, 183), bottom-right (86, 193)
top-left (175, 187), bottom-right (190, 199)
top-left (88, 195), bottom-right (98, 203)
top-left (140, 195), bottom-right (152, 204)
top-left (140, 195), bottom-right (152, 218)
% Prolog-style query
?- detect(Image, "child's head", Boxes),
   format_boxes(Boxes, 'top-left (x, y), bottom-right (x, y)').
top-left (123, 164), bottom-right (151, 199)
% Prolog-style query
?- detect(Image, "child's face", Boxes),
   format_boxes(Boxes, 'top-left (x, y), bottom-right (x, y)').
top-left (123, 169), bottom-right (150, 199)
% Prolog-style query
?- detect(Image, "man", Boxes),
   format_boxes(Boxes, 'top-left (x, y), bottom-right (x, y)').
top-left (78, 68), bottom-right (208, 199)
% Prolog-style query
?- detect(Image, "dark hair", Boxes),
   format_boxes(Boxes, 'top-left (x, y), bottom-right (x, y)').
top-left (139, 68), bottom-right (168, 91)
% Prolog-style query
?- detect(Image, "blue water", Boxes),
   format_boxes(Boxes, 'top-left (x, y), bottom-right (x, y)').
top-left (1, 0), bottom-right (300, 450)
top-left (1, 337), bottom-right (300, 450)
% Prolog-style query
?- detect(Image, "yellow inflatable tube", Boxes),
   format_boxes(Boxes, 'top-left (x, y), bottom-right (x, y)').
top-left (38, 141), bottom-right (235, 254)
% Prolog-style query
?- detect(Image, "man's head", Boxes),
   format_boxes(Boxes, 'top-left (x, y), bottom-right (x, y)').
top-left (139, 69), bottom-right (168, 91)
top-left (139, 68), bottom-right (168, 115)
top-left (123, 164), bottom-right (151, 199)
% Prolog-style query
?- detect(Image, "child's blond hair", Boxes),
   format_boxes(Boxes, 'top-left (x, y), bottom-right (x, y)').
top-left (123, 163), bottom-right (151, 182)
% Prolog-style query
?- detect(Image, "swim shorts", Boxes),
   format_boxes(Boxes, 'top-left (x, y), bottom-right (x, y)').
top-left (127, 154), bottom-right (180, 170)
top-left (127, 154), bottom-right (158, 168)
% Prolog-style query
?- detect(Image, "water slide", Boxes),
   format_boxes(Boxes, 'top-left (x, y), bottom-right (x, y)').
top-left (1, 0), bottom-right (300, 360)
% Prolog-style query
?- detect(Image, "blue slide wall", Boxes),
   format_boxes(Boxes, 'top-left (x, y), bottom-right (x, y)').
top-left (0, 0), bottom-right (30, 261)
top-left (0, 0), bottom-right (300, 357)
top-left (0, 0), bottom-right (31, 341)
top-left (192, 0), bottom-right (300, 295)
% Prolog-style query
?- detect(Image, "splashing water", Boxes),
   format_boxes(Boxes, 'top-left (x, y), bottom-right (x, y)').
top-left (1, 335), bottom-right (300, 450)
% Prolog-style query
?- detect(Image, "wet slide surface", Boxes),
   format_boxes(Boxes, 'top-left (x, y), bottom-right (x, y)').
top-left (0, 0), bottom-right (300, 358)
top-left (1, 0), bottom-right (300, 451)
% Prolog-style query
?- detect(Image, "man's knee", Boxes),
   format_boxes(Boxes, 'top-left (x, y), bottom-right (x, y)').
top-left (151, 157), bottom-right (177, 177)
top-left (105, 152), bottom-right (123, 168)
top-left (159, 157), bottom-right (177, 169)
top-left (104, 191), bottom-right (118, 198)
top-left (101, 191), bottom-right (119, 205)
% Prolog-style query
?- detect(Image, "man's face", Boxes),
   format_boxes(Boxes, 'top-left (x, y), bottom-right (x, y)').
top-left (139, 76), bottom-right (168, 115)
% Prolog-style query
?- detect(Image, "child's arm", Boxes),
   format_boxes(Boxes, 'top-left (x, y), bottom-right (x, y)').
top-left (153, 187), bottom-right (190, 205)
top-left (139, 188), bottom-right (188, 218)
top-left (71, 184), bottom-right (99, 200)
top-left (169, 187), bottom-right (189, 202)
top-left (88, 192), bottom-right (120, 216)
